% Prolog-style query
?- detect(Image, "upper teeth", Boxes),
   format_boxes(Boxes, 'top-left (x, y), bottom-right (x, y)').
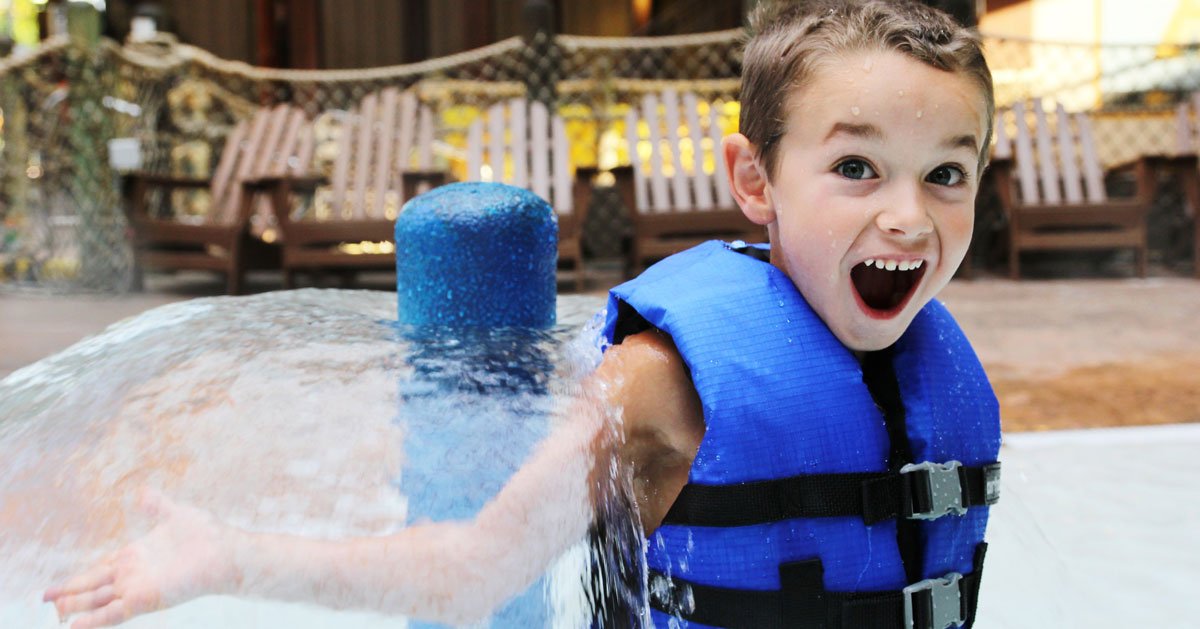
top-left (864, 259), bottom-right (921, 271)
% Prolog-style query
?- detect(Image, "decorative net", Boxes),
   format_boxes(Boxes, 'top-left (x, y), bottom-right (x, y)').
top-left (0, 28), bottom-right (1197, 291)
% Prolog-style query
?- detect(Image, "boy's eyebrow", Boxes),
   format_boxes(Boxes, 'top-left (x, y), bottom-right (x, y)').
top-left (826, 123), bottom-right (981, 156)
top-left (825, 122), bottom-right (883, 142)
top-left (944, 134), bottom-right (979, 154)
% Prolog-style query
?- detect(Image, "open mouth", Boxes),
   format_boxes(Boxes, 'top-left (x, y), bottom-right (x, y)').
top-left (850, 258), bottom-right (927, 317)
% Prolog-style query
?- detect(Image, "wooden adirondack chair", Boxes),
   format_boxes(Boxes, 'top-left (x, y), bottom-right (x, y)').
top-left (1174, 93), bottom-right (1200, 277)
top-left (253, 87), bottom-right (447, 288)
top-left (464, 97), bottom-right (590, 290)
top-left (989, 98), bottom-right (1157, 279)
top-left (125, 103), bottom-right (309, 295)
top-left (619, 89), bottom-right (763, 276)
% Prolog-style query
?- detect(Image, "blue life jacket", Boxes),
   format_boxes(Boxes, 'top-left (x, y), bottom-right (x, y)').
top-left (601, 241), bottom-right (1002, 629)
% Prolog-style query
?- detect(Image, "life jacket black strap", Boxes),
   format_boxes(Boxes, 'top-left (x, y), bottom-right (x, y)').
top-left (649, 543), bottom-right (988, 629)
top-left (661, 461), bottom-right (1000, 528)
top-left (860, 345), bottom-right (924, 583)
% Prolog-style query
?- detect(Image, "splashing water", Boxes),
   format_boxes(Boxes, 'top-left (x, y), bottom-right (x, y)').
top-left (0, 289), bottom-right (641, 627)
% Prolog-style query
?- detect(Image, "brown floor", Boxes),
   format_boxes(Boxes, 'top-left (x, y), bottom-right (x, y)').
top-left (4, 270), bottom-right (1199, 432)
top-left (938, 277), bottom-right (1200, 431)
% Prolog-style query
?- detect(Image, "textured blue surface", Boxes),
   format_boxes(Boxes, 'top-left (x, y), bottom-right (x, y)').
top-left (602, 241), bottom-right (1000, 611)
top-left (395, 182), bottom-right (558, 328)
top-left (392, 183), bottom-right (559, 627)
top-left (893, 303), bottom-right (1001, 579)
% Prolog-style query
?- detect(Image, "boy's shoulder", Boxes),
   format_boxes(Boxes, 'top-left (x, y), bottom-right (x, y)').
top-left (604, 241), bottom-right (774, 344)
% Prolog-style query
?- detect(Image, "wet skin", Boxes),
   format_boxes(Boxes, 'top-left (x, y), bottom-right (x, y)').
top-left (726, 49), bottom-right (988, 351)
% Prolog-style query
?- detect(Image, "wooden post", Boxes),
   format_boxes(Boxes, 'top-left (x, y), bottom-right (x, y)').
top-left (254, 0), bottom-right (277, 67)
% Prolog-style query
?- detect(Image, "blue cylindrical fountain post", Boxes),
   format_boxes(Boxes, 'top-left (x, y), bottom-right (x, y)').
top-left (393, 181), bottom-right (563, 627)
top-left (394, 182), bottom-right (558, 328)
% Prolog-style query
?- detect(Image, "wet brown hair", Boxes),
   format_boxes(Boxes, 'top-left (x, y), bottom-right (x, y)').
top-left (740, 0), bottom-right (995, 179)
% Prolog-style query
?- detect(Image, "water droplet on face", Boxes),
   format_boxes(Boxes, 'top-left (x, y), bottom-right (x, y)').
top-left (897, 89), bottom-right (904, 97)
top-left (851, 106), bottom-right (861, 116)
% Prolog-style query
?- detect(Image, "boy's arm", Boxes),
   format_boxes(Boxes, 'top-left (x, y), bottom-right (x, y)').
top-left (46, 329), bottom-right (704, 628)
top-left (232, 387), bottom-right (608, 624)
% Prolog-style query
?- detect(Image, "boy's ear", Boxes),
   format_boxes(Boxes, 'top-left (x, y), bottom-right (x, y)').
top-left (722, 133), bottom-right (775, 225)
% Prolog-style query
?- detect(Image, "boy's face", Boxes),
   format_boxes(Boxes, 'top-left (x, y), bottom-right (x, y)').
top-left (763, 50), bottom-right (987, 351)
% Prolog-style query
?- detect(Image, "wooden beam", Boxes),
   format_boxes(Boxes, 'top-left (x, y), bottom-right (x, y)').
top-left (254, 0), bottom-right (277, 67)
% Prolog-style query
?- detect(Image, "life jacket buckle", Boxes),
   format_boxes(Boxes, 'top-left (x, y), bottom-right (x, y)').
top-left (900, 460), bottom-right (968, 520)
top-left (903, 572), bottom-right (966, 629)
top-left (982, 462), bottom-right (1002, 505)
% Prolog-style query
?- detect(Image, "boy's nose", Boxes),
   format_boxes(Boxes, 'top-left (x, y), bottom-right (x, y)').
top-left (875, 188), bottom-right (934, 239)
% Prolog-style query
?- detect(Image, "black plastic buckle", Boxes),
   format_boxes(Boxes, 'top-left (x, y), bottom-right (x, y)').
top-left (648, 571), bottom-right (696, 616)
top-left (901, 460), bottom-right (967, 520)
top-left (903, 572), bottom-right (966, 629)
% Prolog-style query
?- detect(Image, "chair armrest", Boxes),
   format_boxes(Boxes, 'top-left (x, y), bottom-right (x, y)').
top-left (400, 170), bottom-right (450, 199)
top-left (1137, 153), bottom-right (1198, 173)
top-left (401, 170), bottom-right (450, 185)
top-left (983, 156), bottom-right (1015, 178)
top-left (981, 157), bottom-right (1017, 214)
top-left (126, 172), bottom-right (212, 190)
top-left (1107, 154), bottom-right (1198, 206)
top-left (242, 173), bottom-right (329, 191)
top-left (1131, 154), bottom-right (1200, 218)
top-left (124, 173), bottom-right (212, 222)
top-left (1107, 153), bottom-right (1196, 178)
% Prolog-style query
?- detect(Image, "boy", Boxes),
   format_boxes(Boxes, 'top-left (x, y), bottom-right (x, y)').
top-left (45, 1), bottom-right (1002, 627)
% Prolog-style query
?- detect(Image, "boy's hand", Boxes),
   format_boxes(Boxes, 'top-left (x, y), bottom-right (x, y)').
top-left (43, 489), bottom-right (239, 629)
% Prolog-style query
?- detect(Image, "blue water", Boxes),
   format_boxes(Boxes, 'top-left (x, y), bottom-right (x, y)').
top-left (398, 326), bottom-right (560, 628)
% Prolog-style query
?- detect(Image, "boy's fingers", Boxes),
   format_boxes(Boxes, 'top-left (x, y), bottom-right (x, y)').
top-left (53, 584), bottom-right (116, 617)
top-left (45, 563), bottom-right (115, 600)
top-left (70, 598), bottom-right (130, 629)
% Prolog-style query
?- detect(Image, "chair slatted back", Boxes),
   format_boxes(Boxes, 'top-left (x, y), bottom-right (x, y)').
top-left (1075, 110), bottom-right (1107, 203)
top-left (1010, 101), bottom-right (1040, 205)
top-left (1032, 102), bottom-right (1061, 205)
top-left (207, 104), bottom-right (309, 226)
top-left (264, 106), bottom-right (313, 178)
top-left (1006, 99), bottom-right (1107, 206)
top-left (623, 88), bottom-right (734, 214)
top-left (208, 117), bottom-right (252, 224)
top-left (329, 88), bottom-right (436, 221)
top-left (209, 109), bottom-right (269, 225)
top-left (1178, 93), bottom-right (1200, 156)
top-left (1054, 104), bottom-right (1084, 204)
top-left (993, 109), bottom-right (1013, 160)
top-left (465, 98), bottom-right (574, 213)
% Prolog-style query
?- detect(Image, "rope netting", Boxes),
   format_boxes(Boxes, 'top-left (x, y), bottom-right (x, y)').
top-left (0, 28), bottom-right (1196, 290)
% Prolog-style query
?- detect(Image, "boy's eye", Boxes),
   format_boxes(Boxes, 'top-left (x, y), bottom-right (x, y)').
top-left (927, 165), bottom-right (966, 186)
top-left (835, 159), bottom-right (877, 180)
